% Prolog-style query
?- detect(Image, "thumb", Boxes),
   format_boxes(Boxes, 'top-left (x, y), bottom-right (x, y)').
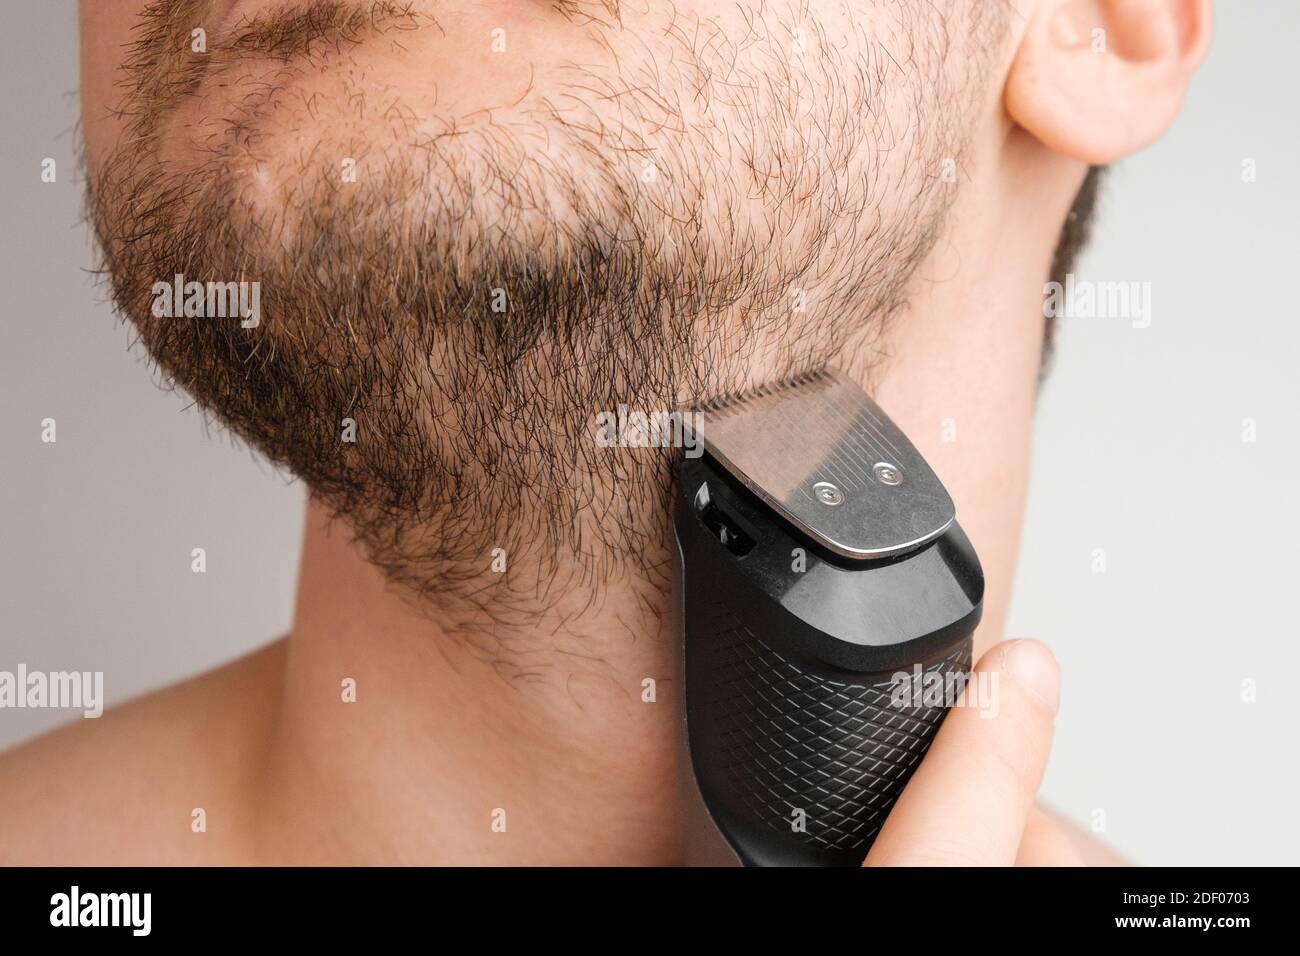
top-left (865, 638), bottom-right (1061, 866)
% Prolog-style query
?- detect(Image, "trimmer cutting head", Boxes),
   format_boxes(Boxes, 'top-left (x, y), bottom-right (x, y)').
top-left (675, 368), bottom-right (983, 866)
top-left (699, 368), bottom-right (955, 560)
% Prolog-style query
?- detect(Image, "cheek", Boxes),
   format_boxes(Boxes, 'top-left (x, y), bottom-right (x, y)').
top-left (80, 0), bottom-right (156, 172)
top-left (134, 6), bottom-right (591, 169)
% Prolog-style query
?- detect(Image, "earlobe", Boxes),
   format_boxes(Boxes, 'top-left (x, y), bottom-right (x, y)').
top-left (1005, 0), bottom-right (1213, 164)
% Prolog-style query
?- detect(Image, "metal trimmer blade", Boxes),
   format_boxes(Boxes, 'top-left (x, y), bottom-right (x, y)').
top-left (699, 368), bottom-right (955, 559)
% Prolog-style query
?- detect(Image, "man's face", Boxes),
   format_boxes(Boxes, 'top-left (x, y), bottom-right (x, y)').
top-left (83, 0), bottom-right (1008, 600)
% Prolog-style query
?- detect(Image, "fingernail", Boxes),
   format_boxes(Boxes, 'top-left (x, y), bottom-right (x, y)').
top-left (1002, 639), bottom-right (1061, 714)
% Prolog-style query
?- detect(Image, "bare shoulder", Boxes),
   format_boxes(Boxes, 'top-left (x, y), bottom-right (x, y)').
top-left (0, 640), bottom-right (286, 865)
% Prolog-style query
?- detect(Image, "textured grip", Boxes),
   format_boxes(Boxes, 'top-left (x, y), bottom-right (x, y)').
top-left (675, 452), bottom-right (983, 866)
top-left (688, 610), bottom-right (972, 866)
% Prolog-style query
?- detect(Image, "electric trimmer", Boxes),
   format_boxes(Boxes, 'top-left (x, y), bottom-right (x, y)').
top-left (675, 368), bottom-right (983, 866)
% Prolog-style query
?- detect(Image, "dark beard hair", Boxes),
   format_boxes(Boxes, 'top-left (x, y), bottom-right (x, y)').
top-left (87, 0), bottom-right (994, 626)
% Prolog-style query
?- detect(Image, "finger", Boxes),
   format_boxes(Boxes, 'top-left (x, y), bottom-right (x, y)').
top-left (865, 638), bottom-right (1061, 866)
top-left (1015, 805), bottom-right (1086, 866)
top-left (1018, 804), bottom-right (1128, 866)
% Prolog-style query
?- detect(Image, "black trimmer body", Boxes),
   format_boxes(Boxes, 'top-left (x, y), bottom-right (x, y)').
top-left (674, 371), bottom-right (984, 867)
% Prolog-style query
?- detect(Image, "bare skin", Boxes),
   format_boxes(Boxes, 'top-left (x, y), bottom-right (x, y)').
top-left (0, 0), bottom-right (1208, 865)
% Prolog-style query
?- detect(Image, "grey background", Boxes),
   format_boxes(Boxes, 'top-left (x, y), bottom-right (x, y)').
top-left (2, 3), bottom-right (1296, 865)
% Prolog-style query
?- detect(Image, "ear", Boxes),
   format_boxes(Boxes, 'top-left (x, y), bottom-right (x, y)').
top-left (1006, 0), bottom-right (1213, 164)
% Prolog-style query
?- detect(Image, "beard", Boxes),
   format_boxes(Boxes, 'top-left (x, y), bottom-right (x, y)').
top-left (88, 0), bottom-right (1005, 617)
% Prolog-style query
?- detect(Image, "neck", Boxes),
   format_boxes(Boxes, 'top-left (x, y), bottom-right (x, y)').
top-left (254, 133), bottom-right (1084, 865)
top-left (258, 500), bottom-right (683, 864)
